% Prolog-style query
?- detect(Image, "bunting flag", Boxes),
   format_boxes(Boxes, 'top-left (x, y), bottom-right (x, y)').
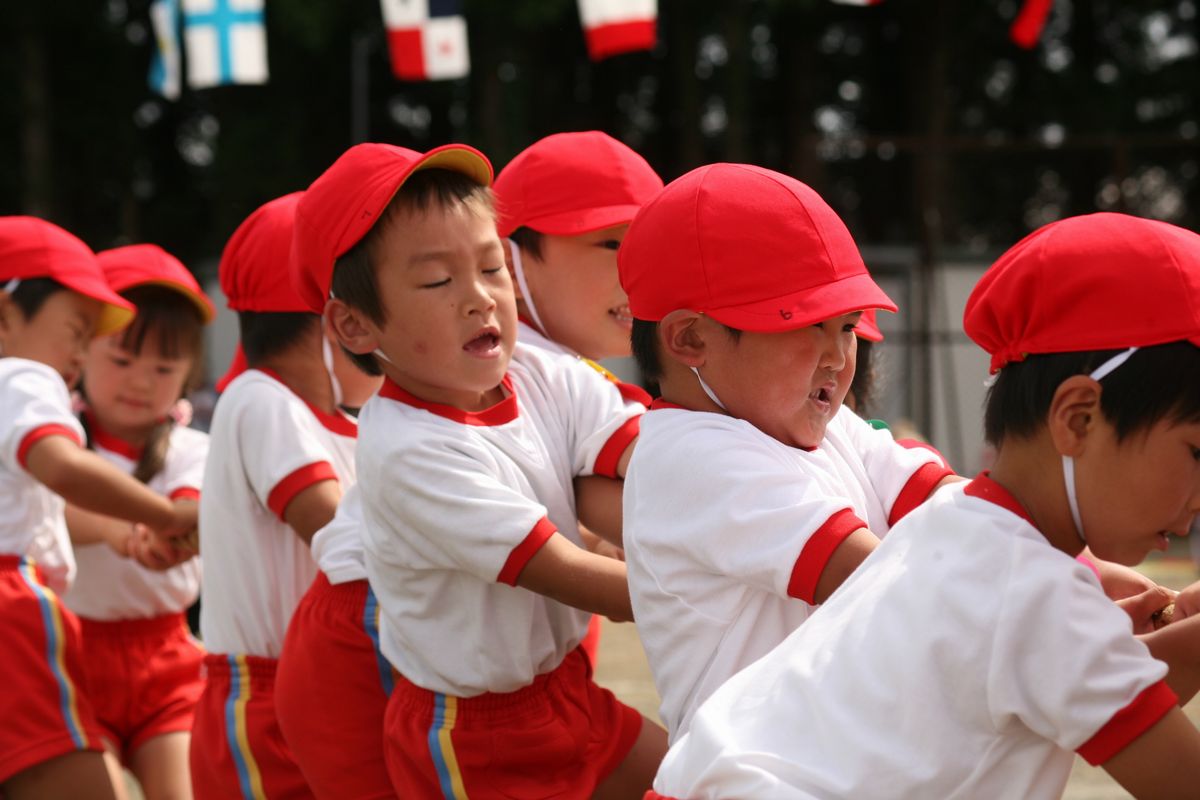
top-left (148, 0), bottom-right (182, 99)
top-left (1010, 0), bottom-right (1054, 48)
top-left (182, 0), bottom-right (269, 89)
top-left (577, 0), bottom-right (657, 61)
top-left (381, 0), bottom-right (470, 81)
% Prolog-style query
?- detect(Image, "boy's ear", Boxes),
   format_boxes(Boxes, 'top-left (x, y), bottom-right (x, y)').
top-left (659, 309), bottom-right (709, 368)
top-left (1047, 375), bottom-right (1103, 457)
top-left (0, 292), bottom-right (19, 338)
top-left (324, 298), bottom-right (379, 356)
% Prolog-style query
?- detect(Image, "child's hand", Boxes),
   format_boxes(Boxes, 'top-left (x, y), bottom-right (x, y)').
top-left (160, 499), bottom-right (199, 541)
top-left (1090, 556), bottom-right (1158, 602)
top-left (1171, 581), bottom-right (1200, 622)
top-left (1116, 584), bottom-right (1177, 634)
top-left (130, 525), bottom-right (194, 571)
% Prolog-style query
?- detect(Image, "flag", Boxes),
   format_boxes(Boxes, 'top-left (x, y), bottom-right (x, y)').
top-left (830, 0), bottom-right (884, 5)
top-left (182, 0), bottom-right (268, 89)
top-left (148, 0), bottom-right (182, 99)
top-left (1010, 0), bottom-right (1054, 48)
top-left (578, 0), bottom-right (657, 61)
top-left (381, 0), bottom-right (470, 81)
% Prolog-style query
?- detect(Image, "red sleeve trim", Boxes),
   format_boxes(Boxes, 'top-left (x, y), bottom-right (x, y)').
top-left (593, 415), bottom-right (641, 479)
top-left (787, 508), bottom-right (867, 604)
top-left (17, 424), bottom-right (83, 469)
top-left (266, 461), bottom-right (337, 520)
top-left (1077, 679), bottom-right (1178, 766)
top-left (497, 517), bottom-right (557, 586)
top-left (169, 487), bottom-right (201, 502)
top-left (617, 382), bottom-right (652, 408)
top-left (887, 461), bottom-right (955, 527)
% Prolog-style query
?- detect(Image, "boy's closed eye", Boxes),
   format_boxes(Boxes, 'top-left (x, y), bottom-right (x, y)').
top-left (596, 239), bottom-right (621, 252)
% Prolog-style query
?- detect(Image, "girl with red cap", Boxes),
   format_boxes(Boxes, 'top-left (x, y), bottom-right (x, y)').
top-left (60, 244), bottom-right (214, 800)
top-left (0, 217), bottom-right (197, 799)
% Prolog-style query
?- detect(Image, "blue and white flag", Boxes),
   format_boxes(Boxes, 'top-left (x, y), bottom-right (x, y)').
top-left (381, 0), bottom-right (470, 81)
top-left (182, 0), bottom-right (269, 89)
top-left (149, 0), bottom-right (182, 99)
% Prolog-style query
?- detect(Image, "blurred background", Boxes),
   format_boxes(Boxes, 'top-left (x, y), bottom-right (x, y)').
top-left (3, 0), bottom-right (1198, 475)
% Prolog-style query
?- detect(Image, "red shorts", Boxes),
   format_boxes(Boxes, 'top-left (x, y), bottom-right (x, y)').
top-left (0, 556), bottom-right (105, 784)
top-left (78, 612), bottom-right (205, 762)
top-left (385, 647), bottom-right (643, 800)
top-left (276, 573), bottom-right (394, 799)
top-left (189, 653), bottom-right (314, 800)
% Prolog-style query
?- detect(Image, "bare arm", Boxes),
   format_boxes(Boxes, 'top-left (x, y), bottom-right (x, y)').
top-left (281, 479), bottom-right (342, 545)
top-left (515, 532), bottom-right (632, 622)
top-left (574, 475), bottom-right (624, 547)
top-left (615, 436), bottom-right (636, 479)
top-left (64, 504), bottom-right (133, 553)
top-left (813, 528), bottom-right (881, 605)
top-left (1138, 614), bottom-right (1200, 704)
top-left (1102, 707), bottom-right (1200, 798)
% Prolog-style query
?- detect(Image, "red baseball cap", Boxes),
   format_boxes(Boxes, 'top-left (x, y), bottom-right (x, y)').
top-left (292, 143), bottom-right (493, 314)
top-left (856, 308), bottom-right (884, 342)
top-left (0, 216), bottom-right (135, 335)
top-left (493, 131), bottom-right (664, 238)
top-left (96, 244), bottom-right (215, 323)
top-left (964, 212), bottom-right (1200, 374)
top-left (619, 164), bottom-right (896, 333)
top-left (220, 192), bottom-right (307, 313)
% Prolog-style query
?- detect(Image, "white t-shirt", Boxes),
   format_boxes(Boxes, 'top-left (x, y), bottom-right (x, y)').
top-left (199, 368), bottom-right (357, 658)
top-left (653, 476), bottom-right (1175, 800)
top-left (63, 420), bottom-right (208, 620)
top-left (625, 403), bottom-right (952, 740)
top-left (359, 343), bottom-right (643, 697)
top-left (0, 358), bottom-right (85, 594)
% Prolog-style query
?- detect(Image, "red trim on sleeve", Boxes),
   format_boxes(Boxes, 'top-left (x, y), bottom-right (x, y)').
top-left (266, 461), bottom-right (337, 520)
top-left (169, 487), bottom-right (200, 502)
top-left (593, 415), bottom-right (641, 478)
top-left (787, 508), bottom-right (867, 604)
top-left (497, 517), bottom-right (557, 586)
top-left (17, 424), bottom-right (83, 469)
top-left (897, 438), bottom-right (952, 472)
top-left (887, 461), bottom-right (955, 527)
top-left (1077, 680), bottom-right (1178, 766)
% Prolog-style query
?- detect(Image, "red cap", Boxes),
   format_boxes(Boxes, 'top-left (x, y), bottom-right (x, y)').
top-left (856, 308), bottom-right (884, 342)
top-left (220, 193), bottom-right (307, 313)
top-left (964, 212), bottom-right (1200, 374)
top-left (493, 131), bottom-right (664, 238)
top-left (96, 244), bottom-right (215, 323)
top-left (0, 216), bottom-right (135, 335)
top-left (293, 143), bottom-right (493, 314)
top-left (618, 164), bottom-right (896, 333)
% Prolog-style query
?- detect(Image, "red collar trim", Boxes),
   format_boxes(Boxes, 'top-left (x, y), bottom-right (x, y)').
top-left (253, 368), bottom-right (358, 438)
top-left (379, 376), bottom-right (518, 427)
top-left (648, 398), bottom-right (686, 411)
top-left (83, 409), bottom-right (144, 460)
top-left (963, 472), bottom-right (1037, 527)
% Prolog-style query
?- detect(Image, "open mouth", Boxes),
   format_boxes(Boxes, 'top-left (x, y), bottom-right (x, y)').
top-left (608, 304), bottom-right (634, 327)
top-left (463, 327), bottom-right (502, 358)
top-left (809, 384), bottom-right (835, 408)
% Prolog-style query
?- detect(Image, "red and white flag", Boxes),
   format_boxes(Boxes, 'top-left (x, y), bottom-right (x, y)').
top-left (577, 0), bottom-right (657, 61)
top-left (381, 0), bottom-right (469, 81)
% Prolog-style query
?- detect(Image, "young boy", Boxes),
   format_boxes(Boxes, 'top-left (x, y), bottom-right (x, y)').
top-left (647, 212), bottom-right (1200, 800)
top-left (189, 193), bottom-right (377, 800)
top-left (303, 142), bottom-right (666, 797)
top-left (617, 163), bottom-right (957, 741)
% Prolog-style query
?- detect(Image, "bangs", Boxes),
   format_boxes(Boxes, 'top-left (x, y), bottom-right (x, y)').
top-left (117, 285), bottom-right (205, 361)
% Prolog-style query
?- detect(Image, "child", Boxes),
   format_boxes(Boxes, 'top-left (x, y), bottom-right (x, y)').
top-left (189, 194), bottom-right (377, 800)
top-left (617, 163), bottom-right (957, 741)
top-left (63, 244), bottom-right (213, 800)
top-left (647, 212), bottom-right (1200, 799)
top-left (494, 130), bottom-right (664, 660)
top-left (0, 217), bottom-right (197, 799)
top-left (305, 142), bottom-right (666, 797)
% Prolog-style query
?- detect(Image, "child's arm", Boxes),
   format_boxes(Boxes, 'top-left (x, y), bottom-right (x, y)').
top-left (24, 434), bottom-right (193, 536)
top-left (280, 479), bottom-right (342, 545)
top-left (812, 527), bottom-right (880, 604)
top-left (64, 504), bottom-right (134, 553)
top-left (574, 474), bottom-right (624, 547)
top-left (1138, 614), bottom-right (1200, 704)
top-left (515, 532), bottom-right (632, 622)
top-left (1101, 707), bottom-right (1200, 798)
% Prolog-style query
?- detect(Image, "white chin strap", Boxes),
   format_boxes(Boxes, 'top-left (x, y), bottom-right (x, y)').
top-left (321, 336), bottom-right (344, 407)
top-left (1062, 347), bottom-right (1139, 544)
top-left (691, 365), bottom-right (727, 411)
top-left (2, 279), bottom-right (20, 293)
top-left (508, 238), bottom-right (547, 334)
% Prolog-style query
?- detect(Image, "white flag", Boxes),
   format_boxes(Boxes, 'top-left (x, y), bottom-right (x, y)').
top-left (182, 0), bottom-right (268, 89)
top-left (149, 0), bottom-right (182, 99)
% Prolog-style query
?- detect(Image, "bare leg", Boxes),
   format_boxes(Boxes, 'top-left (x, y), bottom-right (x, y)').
top-left (592, 716), bottom-right (668, 800)
top-left (130, 732), bottom-right (193, 800)
top-left (5, 750), bottom-right (122, 800)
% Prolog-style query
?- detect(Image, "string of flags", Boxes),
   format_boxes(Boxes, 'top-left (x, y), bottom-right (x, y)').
top-left (148, 0), bottom-right (1052, 98)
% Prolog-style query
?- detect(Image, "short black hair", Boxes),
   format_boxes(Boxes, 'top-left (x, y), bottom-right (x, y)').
top-left (509, 226), bottom-right (544, 260)
top-left (330, 168), bottom-right (494, 376)
top-left (631, 317), bottom-right (742, 384)
top-left (984, 342), bottom-right (1200, 446)
top-left (237, 311), bottom-right (320, 365)
top-left (7, 277), bottom-right (67, 318)
top-left (848, 338), bottom-right (876, 417)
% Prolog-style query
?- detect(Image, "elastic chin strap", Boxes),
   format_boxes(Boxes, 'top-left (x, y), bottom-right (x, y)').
top-left (1061, 346), bottom-right (1139, 545)
top-left (691, 365), bottom-right (727, 411)
top-left (2, 279), bottom-right (20, 294)
top-left (508, 238), bottom-right (547, 334)
top-left (321, 336), bottom-right (343, 407)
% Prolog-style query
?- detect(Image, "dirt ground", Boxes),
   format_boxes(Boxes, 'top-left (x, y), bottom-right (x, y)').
top-left (592, 548), bottom-right (1200, 800)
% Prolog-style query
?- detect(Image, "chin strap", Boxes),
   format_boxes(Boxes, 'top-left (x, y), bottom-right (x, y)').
top-left (321, 336), bottom-right (343, 407)
top-left (690, 365), bottom-right (727, 411)
top-left (508, 238), bottom-right (547, 334)
top-left (2, 279), bottom-right (20, 294)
